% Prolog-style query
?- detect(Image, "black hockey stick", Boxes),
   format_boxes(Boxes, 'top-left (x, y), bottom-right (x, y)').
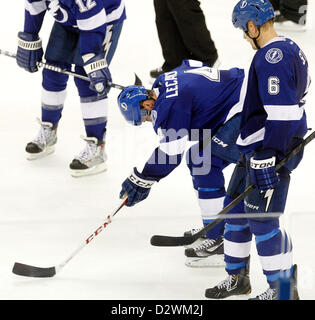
top-left (150, 130), bottom-right (315, 247)
top-left (12, 199), bottom-right (128, 278)
top-left (0, 49), bottom-right (131, 90)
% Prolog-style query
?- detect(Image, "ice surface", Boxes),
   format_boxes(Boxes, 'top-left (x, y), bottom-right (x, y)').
top-left (0, 1), bottom-right (314, 300)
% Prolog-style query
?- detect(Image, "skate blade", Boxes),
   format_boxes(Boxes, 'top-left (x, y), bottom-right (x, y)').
top-left (26, 146), bottom-right (55, 160)
top-left (70, 162), bottom-right (107, 178)
top-left (206, 293), bottom-right (252, 301)
top-left (274, 23), bottom-right (307, 32)
top-left (185, 255), bottom-right (225, 268)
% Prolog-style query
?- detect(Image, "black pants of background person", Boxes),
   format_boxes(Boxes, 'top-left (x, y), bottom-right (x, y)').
top-left (152, 0), bottom-right (218, 76)
top-left (269, 0), bottom-right (308, 24)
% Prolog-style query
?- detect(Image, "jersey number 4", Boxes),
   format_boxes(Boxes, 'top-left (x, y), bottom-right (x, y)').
top-left (75, 0), bottom-right (96, 13)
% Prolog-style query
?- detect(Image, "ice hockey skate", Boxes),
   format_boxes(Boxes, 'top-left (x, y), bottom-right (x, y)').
top-left (149, 67), bottom-right (165, 79)
top-left (274, 14), bottom-right (307, 32)
top-left (183, 227), bottom-right (207, 249)
top-left (69, 136), bottom-right (107, 177)
top-left (25, 118), bottom-right (57, 160)
top-left (249, 264), bottom-right (300, 300)
top-left (185, 236), bottom-right (224, 267)
top-left (205, 257), bottom-right (251, 299)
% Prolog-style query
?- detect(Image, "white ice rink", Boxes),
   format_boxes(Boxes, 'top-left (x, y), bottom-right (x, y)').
top-left (0, 1), bottom-right (314, 301)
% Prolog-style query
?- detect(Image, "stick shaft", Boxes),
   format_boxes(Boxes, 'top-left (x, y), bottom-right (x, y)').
top-left (151, 130), bottom-right (315, 247)
top-left (0, 49), bottom-right (125, 90)
top-left (56, 199), bottom-right (128, 273)
top-left (194, 131), bottom-right (315, 237)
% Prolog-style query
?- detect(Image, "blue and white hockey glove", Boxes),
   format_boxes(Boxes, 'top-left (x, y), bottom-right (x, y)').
top-left (249, 150), bottom-right (279, 191)
top-left (17, 32), bottom-right (43, 73)
top-left (83, 53), bottom-right (112, 96)
top-left (120, 168), bottom-right (156, 207)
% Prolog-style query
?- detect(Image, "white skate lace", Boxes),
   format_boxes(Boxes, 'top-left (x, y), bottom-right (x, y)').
top-left (194, 239), bottom-right (216, 252)
top-left (76, 136), bottom-right (99, 162)
top-left (33, 118), bottom-right (54, 146)
top-left (256, 288), bottom-right (276, 300)
top-left (217, 275), bottom-right (235, 291)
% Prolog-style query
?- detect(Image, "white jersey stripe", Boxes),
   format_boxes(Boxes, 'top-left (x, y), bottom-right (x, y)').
top-left (264, 104), bottom-right (304, 121)
top-left (25, 0), bottom-right (47, 15)
top-left (77, 9), bottom-right (107, 31)
top-left (236, 127), bottom-right (265, 147)
top-left (106, 0), bottom-right (125, 23)
top-left (224, 67), bottom-right (249, 123)
top-left (159, 135), bottom-right (188, 156)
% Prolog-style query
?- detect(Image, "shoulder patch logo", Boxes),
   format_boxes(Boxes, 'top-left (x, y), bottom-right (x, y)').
top-left (265, 48), bottom-right (283, 64)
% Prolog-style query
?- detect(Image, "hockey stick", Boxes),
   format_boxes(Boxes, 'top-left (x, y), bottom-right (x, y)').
top-left (0, 48), bottom-right (127, 90)
top-left (12, 198), bottom-right (128, 278)
top-left (150, 130), bottom-right (315, 247)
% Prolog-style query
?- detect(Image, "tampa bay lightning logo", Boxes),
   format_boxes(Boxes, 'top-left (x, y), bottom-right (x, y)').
top-left (240, 1), bottom-right (247, 8)
top-left (151, 110), bottom-right (157, 126)
top-left (265, 48), bottom-right (283, 64)
top-left (48, 0), bottom-right (69, 23)
top-left (121, 102), bottom-right (128, 111)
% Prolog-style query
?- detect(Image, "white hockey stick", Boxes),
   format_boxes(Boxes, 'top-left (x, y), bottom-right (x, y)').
top-left (12, 199), bottom-right (128, 278)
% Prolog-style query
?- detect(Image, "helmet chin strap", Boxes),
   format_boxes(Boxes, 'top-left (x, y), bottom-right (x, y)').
top-left (246, 25), bottom-right (261, 50)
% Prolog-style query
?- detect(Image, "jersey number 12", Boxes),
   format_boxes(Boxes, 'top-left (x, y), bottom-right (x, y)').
top-left (75, 0), bottom-right (97, 13)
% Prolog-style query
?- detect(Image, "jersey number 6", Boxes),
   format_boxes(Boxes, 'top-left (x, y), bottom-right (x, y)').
top-left (268, 76), bottom-right (280, 95)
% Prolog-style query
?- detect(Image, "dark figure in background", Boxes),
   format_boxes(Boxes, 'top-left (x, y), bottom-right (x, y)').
top-left (269, 0), bottom-right (308, 31)
top-left (150, 0), bottom-right (219, 79)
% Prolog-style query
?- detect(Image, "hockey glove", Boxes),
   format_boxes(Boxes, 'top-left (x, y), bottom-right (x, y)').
top-left (249, 150), bottom-right (279, 191)
top-left (17, 32), bottom-right (43, 73)
top-left (120, 168), bottom-right (156, 207)
top-left (83, 53), bottom-right (112, 96)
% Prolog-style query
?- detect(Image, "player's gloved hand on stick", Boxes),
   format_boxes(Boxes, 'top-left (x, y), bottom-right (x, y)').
top-left (83, 52), bottom-right (112, 96)
top-left (16, 32), bottom-right (43, 73)
top-left (120, 168), bottom-right (156, 207)
top-left (249, 149), bottom-right (279, 190)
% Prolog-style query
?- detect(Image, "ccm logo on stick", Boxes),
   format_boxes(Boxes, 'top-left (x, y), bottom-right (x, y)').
top-left (86, 215), bottom-right (112, 244)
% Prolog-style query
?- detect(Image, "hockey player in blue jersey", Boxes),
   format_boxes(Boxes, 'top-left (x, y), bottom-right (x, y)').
top-left (205, 0), bottom-right (311, 300)
top-left (16, 0), bottom-right (126, 177)
top-left (117, 59), bottom-right (248, 267)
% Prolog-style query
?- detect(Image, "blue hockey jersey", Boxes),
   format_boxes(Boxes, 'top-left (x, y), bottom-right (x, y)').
top-left (141, 60), bottom-right (247, 180)
top-left (237, 36), bottom-right (311, 156)
top-left (24, 0), bottom-right (126, 55)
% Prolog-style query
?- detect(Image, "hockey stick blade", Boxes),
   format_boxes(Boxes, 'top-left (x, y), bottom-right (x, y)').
top-left (12, 199), bottom-right (128, 278)
top-left (150, 234), bottom-right (201, 247)
top-left (12, 262), bottom-right (56, 278)
top-left (150, 186), bottom-right (253, 247)
top-left (151, 130), bottom-right (315, 247)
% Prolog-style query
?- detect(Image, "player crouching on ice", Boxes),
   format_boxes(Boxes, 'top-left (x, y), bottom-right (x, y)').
top-left (117, 60), bottom-right (248, 267)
